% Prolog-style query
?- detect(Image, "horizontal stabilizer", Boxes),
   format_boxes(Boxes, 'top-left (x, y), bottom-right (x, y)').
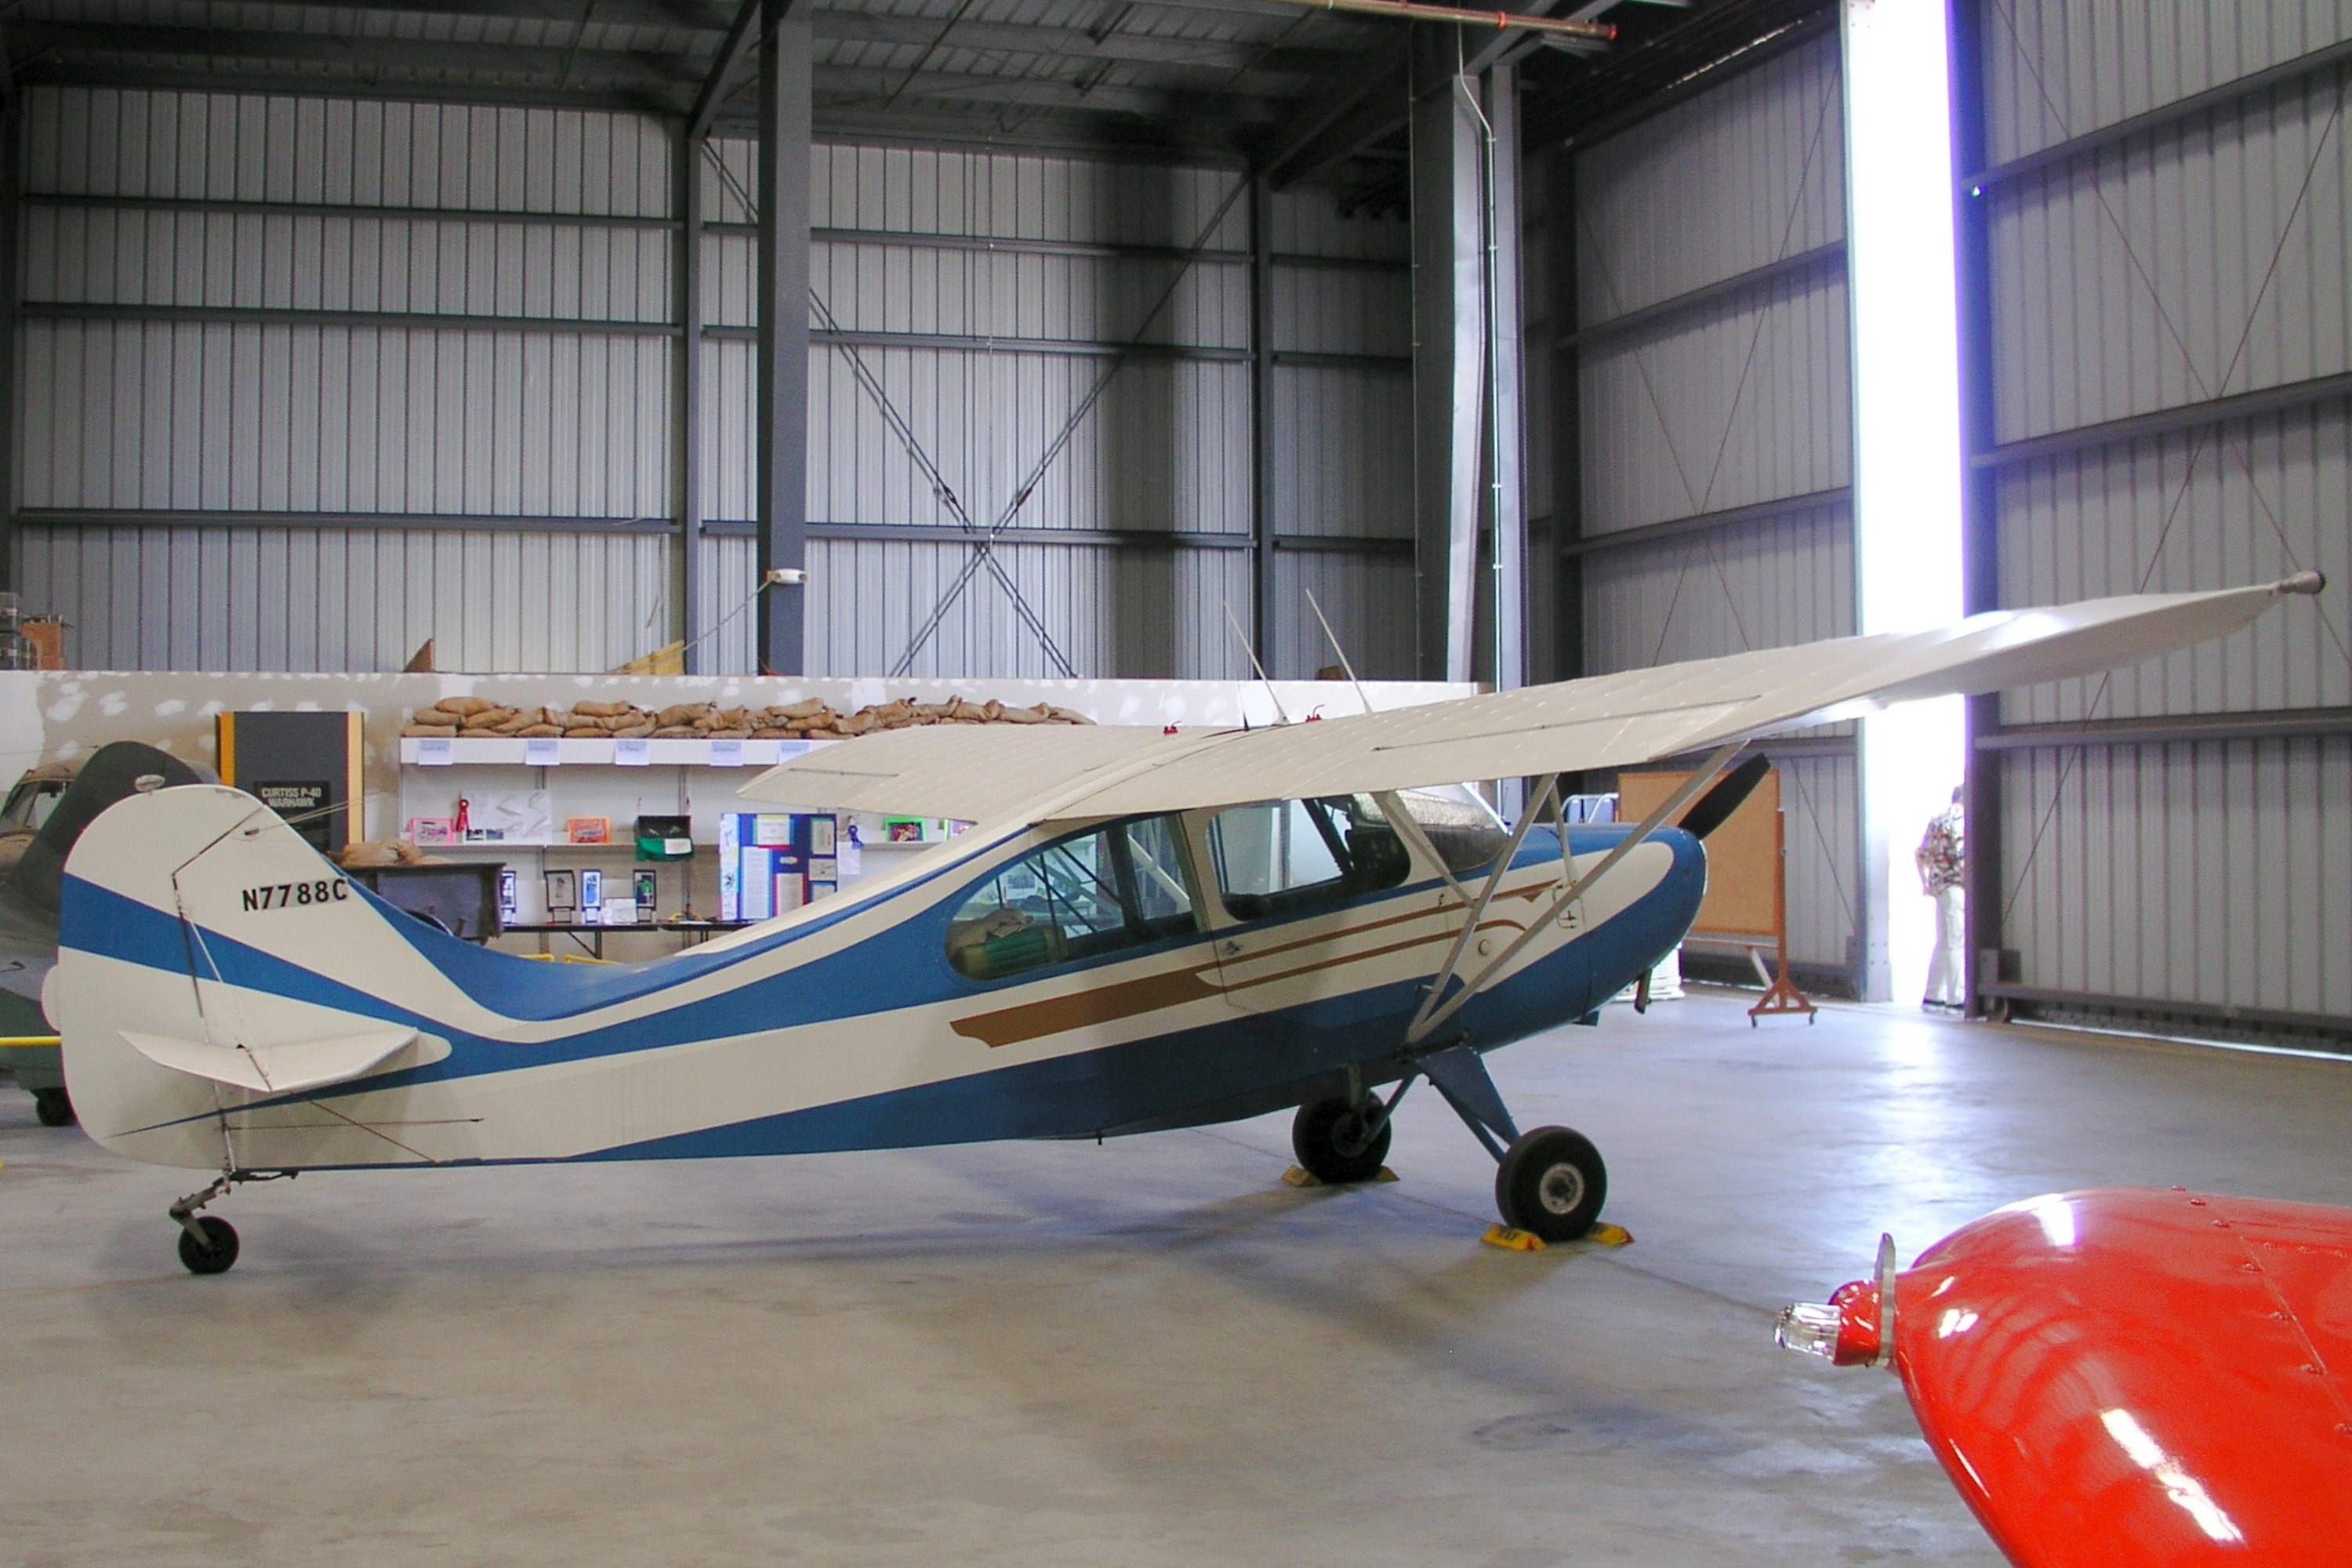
top-left (121, 1026), bottom-right (420, 1095)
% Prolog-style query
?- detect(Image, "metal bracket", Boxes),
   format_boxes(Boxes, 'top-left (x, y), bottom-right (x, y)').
top-left (1417, 1040), bottom-right (1520, 1163)
top-left (1403, 775), bottom-right (1562, 1047)
top-left (167, 1174), bottom-right (233, 1246)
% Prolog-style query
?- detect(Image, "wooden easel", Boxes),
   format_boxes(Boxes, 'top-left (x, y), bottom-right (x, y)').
top-left (1743, 807), bottom-right (1815, 1025)
top-left (1619, 764), bottom-right (1815, 1025)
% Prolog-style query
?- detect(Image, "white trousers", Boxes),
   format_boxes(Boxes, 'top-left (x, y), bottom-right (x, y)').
top-left (1925, 885), bottom-right (1966, 1006)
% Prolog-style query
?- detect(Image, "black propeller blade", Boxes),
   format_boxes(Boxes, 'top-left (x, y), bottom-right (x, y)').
top-left (1676, 753), bottom-right (1770, 842)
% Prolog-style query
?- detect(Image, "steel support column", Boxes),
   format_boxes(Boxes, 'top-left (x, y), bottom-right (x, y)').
top-left (673, 123), bottom-right (704, 672)
top-left (1544, 147), bottom-right (1582, 690)
top-left (1249, 175), bottom-right (1279, 670)
top-left (754, 0), bottom-right (811, 676)
top-left (1408, 31), bottom-right (1484, 684)
top-left (0, 102), bottom-right (16, 595)
top-left (1486, 60), bottom-right (1526, 695)
top-left (1951, 0), bottom-right (2004, 1016)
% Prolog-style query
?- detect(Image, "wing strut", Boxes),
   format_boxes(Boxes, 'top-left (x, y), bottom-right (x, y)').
top-left (1403, 739), bottom-right (1744, 1049)
top-left (1401, 775), bottom-right (1563, 1047)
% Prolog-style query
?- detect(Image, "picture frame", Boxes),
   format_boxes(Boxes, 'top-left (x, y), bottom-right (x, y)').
top-left (544, 868), bottom-right (578, 918)
top-left (406, 816), bottom-right (456, 847)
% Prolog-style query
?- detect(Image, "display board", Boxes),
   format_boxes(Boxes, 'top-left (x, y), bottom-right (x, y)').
top-left (216, 710), bottom-right (362, 855)
top-left (1618, 765), bottom-right (1780, 940)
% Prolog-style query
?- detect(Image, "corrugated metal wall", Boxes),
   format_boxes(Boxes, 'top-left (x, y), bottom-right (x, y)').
top-left (13, 88), bottom-right (678, 673)
top-left (1970, 2), bottom-right (2352, 1027)
top-left (11, 85), bottom-right (1416, 679)
top-left (1262, 185), bottom-right (1415, 681)
top-left (695, 136), bottom-right (1409, 681)
top-left (1550, 34), bottom-right (1861, 977)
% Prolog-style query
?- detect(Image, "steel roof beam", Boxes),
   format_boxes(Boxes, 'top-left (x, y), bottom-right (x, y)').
top-left (193, 1), bottom-right (741, 27)
top-left (1255, 47), bottom-right (1407, 187)
top-left (7, 21), bottom-right (703, 93)
top-left (686, 0), bottom-right (762, 138)
top-left (12, 60), bottom-right (670, 117)
top-left (810, 11), bottom-right (1339, 74)
top-left (815, 67), bottom-right (1283, 121)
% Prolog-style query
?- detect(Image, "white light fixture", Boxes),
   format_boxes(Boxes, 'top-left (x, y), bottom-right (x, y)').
top-left (1842, 0), bottom-right (1968, 1004)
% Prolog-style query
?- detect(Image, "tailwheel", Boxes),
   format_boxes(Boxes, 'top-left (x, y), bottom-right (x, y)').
top-left (176, 1215), bottom-right (240, 1276)
top-left (1495, 1127), bottom-right (1607, 1243)
top-left (1291, 1095), bottom-right (1392, 1185)
top-left (32, 1087), bottom-right (74, 1127)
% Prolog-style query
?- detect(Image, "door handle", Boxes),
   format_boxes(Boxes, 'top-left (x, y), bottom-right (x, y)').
top-left (1219, 939), bottom-right (1243, 956)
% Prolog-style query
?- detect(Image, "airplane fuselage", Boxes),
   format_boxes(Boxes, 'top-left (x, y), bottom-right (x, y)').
top-left (55, 786), bottom-right (1705, 1174)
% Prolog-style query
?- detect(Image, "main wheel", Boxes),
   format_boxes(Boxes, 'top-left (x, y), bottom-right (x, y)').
top-left (176, 1216), bottom-right (240, 1276)
top-left (1291, 1095), bottom-right (1392, 1185)
top-left (32, 1087), bottom-right (74, 1127)
top-left (1495, 1127), bottom-right (1607, 1243)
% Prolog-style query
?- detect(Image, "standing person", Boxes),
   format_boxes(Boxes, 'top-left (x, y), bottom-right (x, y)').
top-left (1915, 786), bottom-right (1965, 1011)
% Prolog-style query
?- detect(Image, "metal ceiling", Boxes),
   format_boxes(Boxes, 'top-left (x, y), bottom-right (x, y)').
top-left (0, 0), bottom-right (1831, 182)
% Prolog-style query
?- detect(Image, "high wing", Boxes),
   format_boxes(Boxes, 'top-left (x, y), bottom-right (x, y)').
top-left (743, 575), bottom-right (2321, 823)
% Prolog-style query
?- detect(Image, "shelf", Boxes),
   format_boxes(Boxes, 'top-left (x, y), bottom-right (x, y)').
top-left (398, 735), bottom-right (837, 767)
top-left (418, 840), bottom-right (659, 853)
top-left (414, 836), bottom-right (927, 854)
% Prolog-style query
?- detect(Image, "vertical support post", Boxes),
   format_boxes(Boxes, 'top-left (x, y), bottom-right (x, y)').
top-left (0, 98), bottom-right (19, 596)
top-left (1249, 175), bottom-right (1279, 673)
top-left (1409, 31), bottom-right (1485, 684)
top-left (1950, 0), bottom-right (2004, 1016)
top-left (1544, 147), bottom-right (1583, 694)
top-left (672, 122), bottom-right (703, 672)
top-left (1486, 61), bottom-right (1526, 695)
top-left (754, 0), bottom-right (811, 676)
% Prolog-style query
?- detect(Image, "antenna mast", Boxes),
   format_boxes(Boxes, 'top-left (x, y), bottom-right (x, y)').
top-left (1304, 587), bottom-right (1377, 717)
top-left (1223, 602), bottom-right (1294, 725)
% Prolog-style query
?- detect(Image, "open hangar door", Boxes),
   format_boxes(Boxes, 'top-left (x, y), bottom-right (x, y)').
top-left (1529, 24), bottom-right (1865, 996)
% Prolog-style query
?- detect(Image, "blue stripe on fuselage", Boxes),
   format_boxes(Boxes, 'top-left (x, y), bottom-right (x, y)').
top-left (62, 821), bottom-right (1702, 1152)
top-left (597, 826), bottom-right (1705, 1158)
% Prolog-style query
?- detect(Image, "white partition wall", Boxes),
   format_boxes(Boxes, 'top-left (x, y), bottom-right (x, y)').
top-left (1958, 1), bottom-right (2352, 1041)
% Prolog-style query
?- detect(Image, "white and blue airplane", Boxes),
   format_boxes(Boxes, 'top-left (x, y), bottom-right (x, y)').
top-left (47, 576), bottom-right (2321, 1273)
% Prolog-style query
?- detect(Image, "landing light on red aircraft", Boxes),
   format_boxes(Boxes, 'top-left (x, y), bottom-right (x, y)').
top-left (1775, 1232), bottom-right (1896, 1367)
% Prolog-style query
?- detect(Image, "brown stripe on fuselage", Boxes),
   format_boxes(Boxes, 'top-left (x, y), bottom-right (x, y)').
top-left (949, 872), bottom-right (1565, 1048)
top-left (1220, 916), bottom-right (1528, 999)
top-left (951, 964), bottom-right (1223, 1047)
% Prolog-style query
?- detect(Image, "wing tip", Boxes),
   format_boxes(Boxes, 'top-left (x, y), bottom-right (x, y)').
top-left (2279, 570), bottom-right (2326, 597)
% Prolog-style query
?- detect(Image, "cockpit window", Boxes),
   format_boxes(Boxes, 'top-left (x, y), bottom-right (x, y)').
top-left (945, 815), bottom-right (1200, 982)
top-left (1396, 785), bottom-right (1513, 877)
top-left (1206, 796), bottom-right (1410, 921)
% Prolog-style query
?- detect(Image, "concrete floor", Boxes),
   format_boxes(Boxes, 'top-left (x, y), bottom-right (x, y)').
top-left (5, 991), bottom-right (2351, 1568)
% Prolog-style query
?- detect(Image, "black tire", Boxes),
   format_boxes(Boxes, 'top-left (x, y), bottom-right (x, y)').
top-left (1290, 1095), bottom-right (1392, 1185)
top-left (32, 1087), bottom-right (74, 1127)
top-left (177, 1216), bottom-right (240, 1276)
top-left (1494, 1126), bottom-right (1606, 1243)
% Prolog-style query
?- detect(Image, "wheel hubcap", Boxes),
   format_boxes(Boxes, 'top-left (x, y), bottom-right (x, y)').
top-left (1537, 1163), bottom-right (1586, 1215)
top-left (1333, 1113), bottom-right (1374, 1157)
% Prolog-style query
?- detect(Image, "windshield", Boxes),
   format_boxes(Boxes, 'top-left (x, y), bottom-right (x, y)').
top-left (1396, 785), bottom-right (1513, 877)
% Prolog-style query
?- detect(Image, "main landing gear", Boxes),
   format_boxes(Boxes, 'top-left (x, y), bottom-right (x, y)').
top-left (1289, 1044), bottom-right (1610, 1243)
top-left (32, 1087), bottom-right (73, 1127)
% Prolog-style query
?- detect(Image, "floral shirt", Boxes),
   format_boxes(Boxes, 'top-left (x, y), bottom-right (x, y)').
top-left (1918, 805), bottom-right (1965, 895)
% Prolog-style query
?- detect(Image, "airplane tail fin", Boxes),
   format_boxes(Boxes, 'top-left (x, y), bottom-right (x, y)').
top-left (53, 783), bottom-right (448, 1168)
